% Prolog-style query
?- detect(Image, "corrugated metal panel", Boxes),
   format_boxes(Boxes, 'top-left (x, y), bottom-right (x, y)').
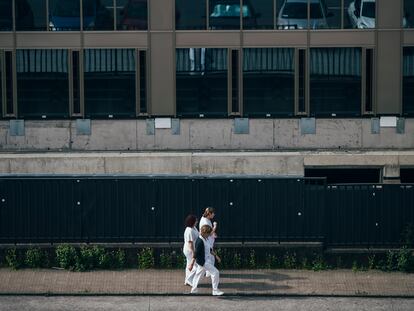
top-left (16, 49), bottom-right (68, 73)
top-left (84, 49), bottom-right (135, 72)
top-left (310, 48), bottom-right (362, 77)
top-left (176, 48), bottom-right (227, 72)
top-left (243, 48), bottom-right (294, 72)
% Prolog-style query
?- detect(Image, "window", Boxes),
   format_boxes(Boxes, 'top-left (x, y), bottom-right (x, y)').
top-left (345, 0), bottom-right (375, 29)
top-left (364, 48), bottom-right (374, 113)
top-left (49, 0), bottom-right (81, 30)
top-left (4, 51), bottom-right (14, 115)
top-left (310, 0), bottom-right (338, 29)
top-left (176, 0), bottom-right (206, 30)
top-left (16, 49), bottom-right (69, 118)
top-left (403, 47), bottom-right (414, 115)
top-left (405, 0), bottom-right (414, 28)
top-left (84, 49), bottom-right (136, 118)
top-left (243, 48), bottom-right (294, 116)
top-left (298, 49), bottom-right (307, 113)
top-left (0, 0), bottom-right (13, 31)
top-left (209, 0), bottom-right (241, 30)
top-left (138, 50), bottom-right (147, 114)
top-left (231, 49), bottom-right (239, 113)
top-left (310, 48), bottom-right (362, 116)
top-left (242, 0), bottom-right (273, 29)
top-left (305, 168), bottom-right (381, 184)
top-left (83, 0), bottom-right (114, 30)
top-left (16, 0), bottom-right (47, 31)
top-left (116, 0), bottom-right (148, 30)
top-left (71, 50), bottom-right (81, 115)
top-left (176, 48), bottom-right (228, 117)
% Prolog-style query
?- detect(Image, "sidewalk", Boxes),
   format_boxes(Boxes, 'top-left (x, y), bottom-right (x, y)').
top-left (0, 268), bottom-right (413, 297)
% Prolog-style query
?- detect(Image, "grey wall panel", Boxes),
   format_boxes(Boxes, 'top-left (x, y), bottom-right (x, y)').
top-left (176, 32), bottom-right (240, 47)
top-left (377, 0), bottom-right (402, 29)
top-left (310, 31), bottom-right (376, 46)
top-left (83, 33), bottom-right (148, 48)
top-left (403, 31), bottom-right (414, 45)
top-left (0, 33), bottom-right (14, 49)
top-left (243, 31), bottom-right (307, 47)
top-left (15, 33), bottom-right (81, 49)
top-left (150, 33), bottom-right (174, 115)
top-left (150, 0), bottom-right (173, 31)
top-left (376, 31), bottom-right (401, 114)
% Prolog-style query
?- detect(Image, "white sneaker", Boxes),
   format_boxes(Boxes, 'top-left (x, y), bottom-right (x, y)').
top-left (212, 290), bottom-right (224, 296)
top-left (190, 288), bottom-right (199, 294)
top-left (206, 271), bottom-right (211, 278)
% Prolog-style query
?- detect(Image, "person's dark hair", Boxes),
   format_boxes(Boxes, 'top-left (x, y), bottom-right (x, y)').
top-left (202, 207), bottom-right (215, 218)
top-left (184, 214), bottom-right (197, 228)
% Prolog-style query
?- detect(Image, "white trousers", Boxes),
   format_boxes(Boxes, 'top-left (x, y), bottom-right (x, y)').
top-left (191, 262), bottom-right (220, 291)
top-left (184, 249), bottom-right (197, 285)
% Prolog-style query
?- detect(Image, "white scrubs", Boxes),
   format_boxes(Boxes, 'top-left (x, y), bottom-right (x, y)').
top-left (191, 236), bottom-right (220, 293)
top-left (199, 216), bottom-right (216, 269)
top-left (183, 226), bottom-right (199, 285)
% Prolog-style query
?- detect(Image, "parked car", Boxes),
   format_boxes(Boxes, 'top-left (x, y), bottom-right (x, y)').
top-left (209, 0), bottom-right (258, 29)
top-left (347, 0), bottom-right (375, 29)
top-left (49, 0), bottom-right (97, 30)
top-left (277, 0), bottom-right (333, 30)
top-left (119, 0), bottom-right (148, 30)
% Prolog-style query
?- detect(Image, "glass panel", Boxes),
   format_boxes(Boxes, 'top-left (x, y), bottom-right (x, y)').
top-left (405, 0), bottom-right (414, 28)
top-left (243, 48), bottom-right (294, 116)
top-left (83, 0), bottom-right (114, 30)
top-left (344, 0), bottom-right (375, 29)
top-left (403, 47), bottom-right (414, 115)
top-left (5, 51), bottom-right (13, 114)
top-left (209, 0), bottom-right (241, 30)
top-left (176, 0), bottom-right (206, 30)
top-left (0, 53), bottom-right (2, 116)
top-left (242, 0), bottom-right (273, 29)
top-left (277, 0), bottom-right (308, 29)
top-left (231, 50), bottom-right (239, 113)
top-left (0, 0), bottom-right (13, 31)
top-left (365, 49), bottom-right (373, 112)
top-left (16, 0), bottom-right (47, 31)
top-left (298, 49), bottom-right (306, 113)
top-left (84, 49), bottom-right (136, 118)
top-left (116, 0), bottom-right (147, 30)
top-left (72, 51), bottom-right (81, 114)
top-left (176, 48), bottom-right (228, 117)
top-left (49, 0), bottom-right (81, 30)
top-left (310, 0), bottom-right (340, 29)
top-left (139, 50), bottom-right (147, 113)
top-left (310, 48), bottom-right (362, 116)
top-left (16, 49), bottom-right (69, 118)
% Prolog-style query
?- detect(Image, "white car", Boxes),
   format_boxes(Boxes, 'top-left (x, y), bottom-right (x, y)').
top-left (277, 0), bottom-right (333, 30)
top-left (347, 0), bottom-right (375, 29)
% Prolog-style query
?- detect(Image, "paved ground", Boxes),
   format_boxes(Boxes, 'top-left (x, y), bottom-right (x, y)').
top-left (0, 268), bottom-right (413, 297)
top-left (0, 296), bottom-right (413, 311)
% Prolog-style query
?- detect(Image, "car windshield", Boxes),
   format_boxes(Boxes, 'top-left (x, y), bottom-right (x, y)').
top-left (281, 3), bottom-right (307, 19)
top-left (210, 4), bottom-right (251, 17)
top-left (362, 2), bottom-right (375, 18)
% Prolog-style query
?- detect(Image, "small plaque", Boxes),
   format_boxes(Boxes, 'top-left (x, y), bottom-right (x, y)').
top-left (171, 119), bottom-right (180, 135)
top-left (9, 120), bottom-right (25, 136)
top-left (234, 118), bottom-right (249, 134)
top-left (76, 119), bottom-right (91, 135)
top-left (371, 118), bottom-right (380, 134)
top-left (155, 118), bottom-right (171, 129)
top-left (300, 118), bottom-right (316, 135)
top-left (380, 116), bottom-right (397, 127)
top-left (146, 119), bottom-right (155, 135)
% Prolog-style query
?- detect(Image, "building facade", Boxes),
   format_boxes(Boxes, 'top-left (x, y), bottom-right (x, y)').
top-left (0, 0), bottom-right (414, 182)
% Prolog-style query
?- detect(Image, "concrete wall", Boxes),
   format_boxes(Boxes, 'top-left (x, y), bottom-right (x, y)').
top-left (0, 119), bottom-right (413, 151)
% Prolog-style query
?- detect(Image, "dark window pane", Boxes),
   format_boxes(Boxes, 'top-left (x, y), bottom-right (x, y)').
top-left (176, 0), bottom-right (206, 30)
top-left (365, 49), bottom-right (373, 112)
top-left (0, 53), bottom-right (2, 116)
top-left (84, 49), bottom-right (136, 118)
top-left (72, 51), bottom-right (80, 114)
top-left (231, 50), bottom-right (239, 113)
top-left (345, 0), bottom-right (375, 29)
top-left (209, 0), bottom-right (241, 30)
top-left (311, 0), bottom-right (340, 29)
top-left (16, 0), bottom-right (46, 31)
top-left (403, 47), bottom-right (414, 115)
top-left (310, 48), bottom-right (362, 117)
top-left (305, 168), bottom-right (380, 184)
top-left (5, 51), bottom-right (13, 114)
top-left (0, 0), bottom-right (13, 31)
top-left (83, 0), bottom-right (114, 30)
top-left (176, 48), bottom-right (228, 117)
top-left (405, 0), bottom-right (414, 28)
top-left (242, 0), bottom-right (273, 29)
top-left (117, 0), bottom-right (147, 30)
top-left (49, 0), bottom-right (81, 30)
top-left (17, 49), bottom-right (69, 118)
top-left (277, 0), bottom-right (308, 29)
top-left (298, 49), bottom-right (306, 113)
top-left (243, 48), bottom-right (294, 116)
top-left (139, 50), bottom-right (147, 113)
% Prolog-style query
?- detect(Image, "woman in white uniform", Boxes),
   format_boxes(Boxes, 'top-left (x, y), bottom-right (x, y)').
top-left (199, 207), bottom-right (218, 274)
top-left (183, 214), bottom-right (199, 286)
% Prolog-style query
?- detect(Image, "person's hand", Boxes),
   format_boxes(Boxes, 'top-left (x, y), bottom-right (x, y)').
top-left (189, 262), bottom-right (194, 271)
top-left (215, 255), bottom-right (221, 264)
top-left (213, 221), bottom-right (217, 229)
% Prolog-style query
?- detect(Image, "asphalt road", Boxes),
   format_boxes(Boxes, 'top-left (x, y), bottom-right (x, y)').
top-left (0, 296), bottom-right (413, 311)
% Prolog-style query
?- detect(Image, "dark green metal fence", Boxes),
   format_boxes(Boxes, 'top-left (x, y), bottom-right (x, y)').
top-left (0, 176), bottom-right (413, 247)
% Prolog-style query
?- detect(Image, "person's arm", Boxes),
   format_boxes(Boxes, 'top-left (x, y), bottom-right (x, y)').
top-left (211, 249), bottom-right (221, 264)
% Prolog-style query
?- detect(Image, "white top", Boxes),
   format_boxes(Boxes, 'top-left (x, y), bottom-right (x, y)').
top-left (199, 216), bottom-right (213, 230)
top-left (200, 236), bottom-right (212, 262)
top-left (183, 226), bottom-right (199, 252)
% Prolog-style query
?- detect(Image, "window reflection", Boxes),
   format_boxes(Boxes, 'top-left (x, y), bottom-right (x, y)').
top-left (243, 48), bottom-right (294, 116)
top-left (176, 48), bottom-right (228, 117)
top-left (83, 0), bottom-right (114, 30)
top-left (116, 0), bottom-right (147, 30)
top-left (176, 0), bottom-right (206, 30)
top-left (0, 0), bottom-right (13, 31)
top-left (16, 49), bottom-right (69, 118)
top-left (404, 0), bottom-right (414, 28)
top-left (403, 47), bottom-right (414, 115)
top-left (49, 0), bottom-right (81, 30)
top-left (209, 0), bottom-right (241, 30)
top-left (346, 0), bottom-right (375, 29)
top-left (243, 0), bottom-right (273, 30)
top-left (16, 0), bottom-right (44, 31)
top-left (310, 48), bottom-right (362, 116)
